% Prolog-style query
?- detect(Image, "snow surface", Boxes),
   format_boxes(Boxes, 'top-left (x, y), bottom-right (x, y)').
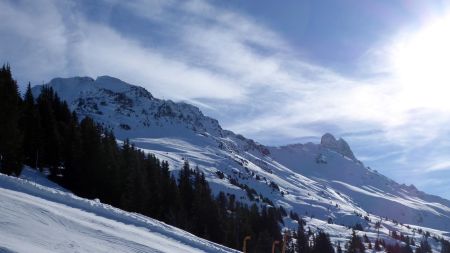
top-left (0, 168), bottom-right (239, 253)
top-left (29, 76), bottom-right (450, 252)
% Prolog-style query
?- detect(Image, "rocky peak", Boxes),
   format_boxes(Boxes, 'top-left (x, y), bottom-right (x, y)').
top-left (320, 133), bottom-right (356, 160)
top-left (32, 75), bottom-right (223, 137)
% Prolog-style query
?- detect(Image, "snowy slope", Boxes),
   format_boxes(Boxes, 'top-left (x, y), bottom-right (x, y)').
top-left (0, 168), bottom-right (238, 253)
top-left (31, 76), bottom-right (450, 251)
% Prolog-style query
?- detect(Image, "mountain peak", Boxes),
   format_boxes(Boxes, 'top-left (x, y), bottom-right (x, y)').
top-left (321, 133), bottom-right (337, 145)
top-left (33, 75), bottom-right (156, 102)
top-left (94, 76), bottom-right (137, 93)
top-left (320, 133), bottom-right (356, 160)
top-left (49, 76), bottom-right (94, 84)
top-left (31, 75), bottom-right (225, 137)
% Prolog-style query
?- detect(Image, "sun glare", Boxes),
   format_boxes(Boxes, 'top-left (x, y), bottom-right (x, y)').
top-left (391, 12), bottom-right (450, 111)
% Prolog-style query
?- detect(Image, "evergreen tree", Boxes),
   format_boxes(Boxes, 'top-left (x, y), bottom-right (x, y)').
top-left (374, 239), bottom-right (382, 251)
top-left (0, 65), bottom-right (22, 175)
top-left (36, 86), bottom-right (62, 175)
top-left (311, 231), bottom-right (334, 253)
top-left (119, 140), bottom-right (149, 213)
top-left (20, 83), bottom-right (41, 169)
top-left (403, 243), bottom-right (413, 253)
top-left (61, 112), bottom-right (83, 191)
top-left (79, 117), bottom-right (104, 196)
top-left (363, 234), bottom-right (372, 249)
top-left (253, 230), bottom-right (272, 253)
top-left (177, 160), bottom-right (194, 229)
top-left (348, 230), bottom-right (365, 253)
top-left (441, 239), bottom-right (450, 253)
top-left (337, 242), bottom-right (343, 253)
top-left (297, 220), bottom-right (310, 253)
top-left (97, 129), bottom-right (121, 205)
top-left (416, 239), bottom-right (432, 253)
top-left (159, 160), bottom-right (179, 224)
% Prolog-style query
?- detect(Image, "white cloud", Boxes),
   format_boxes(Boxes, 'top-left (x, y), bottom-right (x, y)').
top-left (426, 161), bottom-right (450, 172)
top-left (0, 0), bottom-right (70, 83)
top-left (75, 21), bottom-right (245, 101)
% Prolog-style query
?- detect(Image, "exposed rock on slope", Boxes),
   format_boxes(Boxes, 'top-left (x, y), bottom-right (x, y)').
top-left (320, 133), bottom-right (356, 160)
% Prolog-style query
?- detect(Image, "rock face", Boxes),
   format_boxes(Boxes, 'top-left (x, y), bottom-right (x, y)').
top-left (31, 76), bottom-right (267, 154)
top-left (32, 76), bottom-right (224, 137)
top-left (320, 133), bottom-right (356, 160)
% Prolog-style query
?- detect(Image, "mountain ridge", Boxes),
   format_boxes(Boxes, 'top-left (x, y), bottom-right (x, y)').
top-left (32, 76), bottom-right (450, 240)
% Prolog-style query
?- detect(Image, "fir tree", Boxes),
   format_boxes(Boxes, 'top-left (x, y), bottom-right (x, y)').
top-left (347, 230), bottom-right (365, 253)
top-left (404, 243), bottom-right (413, 253)
top-left (311, 231), bottom-right (335, 253)
top-left (416, 239), bottom-right (432, 253)
top-left (20, 83), bottom-right (42, 169)
top-left (0, 64), bottom-right (22, 175)
top-left (253, 230), bottom-right (272, 253)
top-left (337, 242), bottom-right (343, 253)
top-left (297, 220), bottom-right (310, 253)
top-left (374, 238), bottom-right (382, 251)
top-left (36, 86), bottom-right (62, 175)
top-left (441, 239), bottom-right (450, 253)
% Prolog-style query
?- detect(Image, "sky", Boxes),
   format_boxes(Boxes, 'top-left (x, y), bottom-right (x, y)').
top-left (2, 0), bottom-right (450, 199)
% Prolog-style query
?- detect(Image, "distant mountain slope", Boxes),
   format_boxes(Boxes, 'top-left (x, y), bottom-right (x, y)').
top-left (0, 168), bottom-right (238, 253)
top-left (32, 76), bottom-right (450, 248)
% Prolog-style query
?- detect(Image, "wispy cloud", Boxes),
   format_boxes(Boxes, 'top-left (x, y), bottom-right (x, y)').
top-left (0, 0), bottom-right (441, 144)
top-left (426, 161), bottom-right (450, 172)
top-left (0, 0), bottom-right (71, 84)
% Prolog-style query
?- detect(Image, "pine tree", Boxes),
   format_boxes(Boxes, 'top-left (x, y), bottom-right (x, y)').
top-left (61, 112), bottom-right (83, 191)
top-left (416, 239), bottom-right (432, 253)
top-left (363, 233), bottom-right (372, 249)
top-left (311, 231), bottom-right (335, 253)
top-left (119, 140), bottom-right (149, 213)
top-left (178, 160), bottom-right (194, 227)
top-left (404, 243), bottom-right (413, 253)
top-left (97, 129), bottom-right (121, 205)
top-left (20, 83), bottom-right (41, 169)
top-left (0, 65), bottom-right (23, 175)
top-left (374, 238), bottom-right (381, 251)
top-left (297, 220), bottom-right (310, 253)
top-left (253, 230), bottom-right (272, 253)
top-left (79, 117), bottom-right (103, 196)
top-left (36, 86), bottom-right (62, 175)
top-left (441, 239), bottom-right (450, 253)
top-left (348, 230), bottom-right (365, 253)
top-left (337, 242), bottom-right (343, 253)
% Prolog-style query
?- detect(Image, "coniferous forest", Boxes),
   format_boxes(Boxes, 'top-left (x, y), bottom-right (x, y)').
top-left (0, 65), bottom-right (294, 252)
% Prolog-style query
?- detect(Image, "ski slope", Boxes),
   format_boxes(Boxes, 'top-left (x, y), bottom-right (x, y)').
top-left (0, 168), bottom-right (239, 253)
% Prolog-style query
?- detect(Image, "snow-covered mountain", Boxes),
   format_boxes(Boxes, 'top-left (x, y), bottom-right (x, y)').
top-left (31, 76), bottom-right (450, 251)
top-left (0, 168), bottom-right (239, 253)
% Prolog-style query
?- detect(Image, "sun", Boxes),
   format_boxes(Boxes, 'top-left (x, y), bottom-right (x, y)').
top-left (391, 12), bottom-right (450, 111)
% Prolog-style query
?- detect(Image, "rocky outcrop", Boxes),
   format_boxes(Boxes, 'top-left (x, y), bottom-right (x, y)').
top-left (320, 133), bottom-right (356, 160)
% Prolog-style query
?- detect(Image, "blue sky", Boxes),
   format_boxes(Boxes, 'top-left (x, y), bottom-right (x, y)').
top-left (2, 0), bottom-right (450, 199)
